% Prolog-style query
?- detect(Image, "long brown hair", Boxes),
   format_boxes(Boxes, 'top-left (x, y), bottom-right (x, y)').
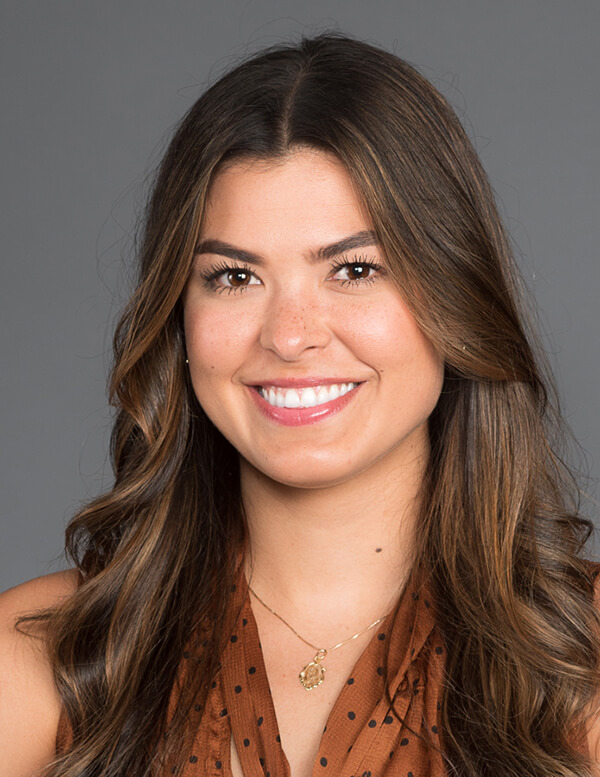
top-left (30, 33), bottom-right (598, 776)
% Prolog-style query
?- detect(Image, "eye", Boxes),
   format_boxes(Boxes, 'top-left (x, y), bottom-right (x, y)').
top-left (329, 256), bottom-right (384, 286)
top-left (199, 262), bottom-right (261, 293)
top-left (335, 263), bottom-right (375, 281)
top-left (222, 268), bottom-right (259, 288)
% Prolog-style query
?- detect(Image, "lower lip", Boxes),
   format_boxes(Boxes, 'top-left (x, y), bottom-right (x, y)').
top-left (248, 384), bottom-right (363, 426)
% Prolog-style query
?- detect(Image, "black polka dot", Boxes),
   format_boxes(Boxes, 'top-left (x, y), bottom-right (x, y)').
top-left (347, 677), bottom-right (355, 685)
top-left (377, 632), bottom-right (386, 641)
top-left (389, 751), bottom-right (394, 759)
top-left (323, 725), bottom-right (327, 733)
top-left (435, 646), bottom-right (443, 654)
top-left (384, 715), bottom-right (393, 724)
top-left (276, 735), bottom-right (281, 743)
top-left (215, 761), bottom-right (222, 769)
top-left (234, 685), bottom-right (242, 694)
top-left (348, 711), bottom-right (356, 720)
top-left (320, 757), bottom-right (328, 767)
top-left (257, 716), bottom-right (263, 726)
top-left (249, 666), bottom-right (256, 675)
top-left (412, 592), bottom-right (419, 600)
top-left (242, 618), bottom-right (248, 626)
top-left (219, 707), bottom-right (228, 717)
top-left (243, 738), bottom-right (250, 747)
top-left (230, 634), bottom-right (238, 643)
top-left (348, 745), bottom-right (353, 753)
top-left (211, 681), bottom-right (217, 689)
top-left (408, 772), bottom-right (414, 777)
top-left (432, 725), bottom-right (438, 734)
top-left (194, 704), bottom-right (201, 712)
top-left (376, 666), bottom-right (383, 676)
top-left (362, 771), bottom-right (371, 777)
top-left (425, 599), bottom-right (431, 608)
top-left (189, 755), bottom-right (198, 763)
top-left (437, 701), bottom-right (441, 710)
top-left (259, 758), bottom-right (265, 766)
top-left (368, 719), bottom-right (377, 728)
top-left (400, 737), bottom-right (409, 746)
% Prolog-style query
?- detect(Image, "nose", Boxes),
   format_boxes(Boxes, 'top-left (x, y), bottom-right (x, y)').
top-left (259, 291), bottom-right (331, 361)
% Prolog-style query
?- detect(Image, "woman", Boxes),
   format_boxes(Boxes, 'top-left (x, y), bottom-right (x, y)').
top-left (1, 32), bottom-right (599, 777)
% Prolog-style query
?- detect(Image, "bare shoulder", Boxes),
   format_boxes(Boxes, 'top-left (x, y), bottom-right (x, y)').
top-left (0, 570), bottom-right (79, 777)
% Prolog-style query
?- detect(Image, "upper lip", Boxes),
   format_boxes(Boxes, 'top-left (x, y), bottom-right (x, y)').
top-left (246, 377), bottom-right (364, 388)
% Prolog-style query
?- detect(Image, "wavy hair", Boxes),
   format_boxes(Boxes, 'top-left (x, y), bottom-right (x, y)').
top-left (29, 33), bottom-right (599, 777)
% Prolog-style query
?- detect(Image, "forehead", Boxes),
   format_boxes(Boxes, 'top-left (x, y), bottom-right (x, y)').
top-left (200, 149), bottom-right (374, 251)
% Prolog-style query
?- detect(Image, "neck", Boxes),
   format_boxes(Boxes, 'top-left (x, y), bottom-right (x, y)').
top-left (241, 445), bottom-right (427, 629)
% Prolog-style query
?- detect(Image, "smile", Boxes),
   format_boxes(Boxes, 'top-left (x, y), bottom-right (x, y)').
top-left (249, 380), bottom-right (364, 427)
top-left (257, 382), bottom-right (359, 409)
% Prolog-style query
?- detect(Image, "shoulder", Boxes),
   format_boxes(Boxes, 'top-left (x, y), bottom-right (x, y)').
top-left (0, 570), bottom-right (79, 777)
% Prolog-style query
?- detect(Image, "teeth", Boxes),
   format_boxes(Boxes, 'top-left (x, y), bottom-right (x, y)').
top-left (258, 382), bottom-right (359, 409)
top-left (316, 386), bottom-right (329, 403)
top-left (302, 387), bottom-right (318, 407)
top-left (284, 389), bottom-right (300, 408)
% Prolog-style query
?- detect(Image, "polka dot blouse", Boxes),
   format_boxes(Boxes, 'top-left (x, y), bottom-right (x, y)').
top-left (57, 567), bottom-right (448, 776)
top-left (171, 568), bottom-right (446, 776)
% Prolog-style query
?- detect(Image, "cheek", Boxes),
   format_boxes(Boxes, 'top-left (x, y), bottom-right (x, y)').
top-left (341, 297), bottom-right (444, 402)
top-left (184, 303), bottom-right (257, 374)
top-left (337, 297), bottom-right (429, 360)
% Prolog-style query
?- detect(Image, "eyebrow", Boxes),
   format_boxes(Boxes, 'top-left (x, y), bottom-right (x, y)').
top-left (194, 230), bottom-right (378, 266)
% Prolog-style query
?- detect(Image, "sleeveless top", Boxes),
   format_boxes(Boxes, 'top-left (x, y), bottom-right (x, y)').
top-left (57, 565), bottom-right (596, 775)
top-left (57, 565), bottom-right (446, 775)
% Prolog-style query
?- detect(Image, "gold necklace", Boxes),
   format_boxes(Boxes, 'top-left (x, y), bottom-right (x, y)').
top-left (248, 585), bottom-right (386, 691)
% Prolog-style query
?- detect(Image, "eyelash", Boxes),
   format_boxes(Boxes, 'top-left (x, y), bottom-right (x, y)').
top-left (198, 254), bottom-right (385, 294)
top-left (199, 261), bottom-right (257, 294)
top-left (328, 255), bottom-right (385, 287)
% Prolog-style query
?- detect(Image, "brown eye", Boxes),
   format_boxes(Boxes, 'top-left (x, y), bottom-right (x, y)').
top-left (346, 263), bottom-right (370, 280)
top-left (227, 269), bottom-right (252, 287)
top-left (331, 261), bottom-right (381, 284)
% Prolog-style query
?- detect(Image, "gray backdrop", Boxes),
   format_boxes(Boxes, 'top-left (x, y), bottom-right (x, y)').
top-left (2, 0), bottom-right (599, 591)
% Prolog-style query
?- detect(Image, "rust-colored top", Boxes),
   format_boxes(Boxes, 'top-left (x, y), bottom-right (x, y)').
top-left (56, 563), bottom-right (600, 775)
top-left (57, 567), bottom-right (446, 775)
top-left (170, 568), bottom-right (446, 776)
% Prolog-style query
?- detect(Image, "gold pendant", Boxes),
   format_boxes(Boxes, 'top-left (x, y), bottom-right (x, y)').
top-left (299, 649), bottom-right (327, 690)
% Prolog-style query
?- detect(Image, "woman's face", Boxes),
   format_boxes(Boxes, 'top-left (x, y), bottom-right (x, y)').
top-left (183, 148), bottom-right (444, 489)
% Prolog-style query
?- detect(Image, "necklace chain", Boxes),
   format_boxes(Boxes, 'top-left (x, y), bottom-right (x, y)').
top-left (248, 584), bottom-right (387, 690)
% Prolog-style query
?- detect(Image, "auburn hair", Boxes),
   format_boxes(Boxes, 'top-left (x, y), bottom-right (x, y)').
top-left (28, 32), bottom-right (599, 777)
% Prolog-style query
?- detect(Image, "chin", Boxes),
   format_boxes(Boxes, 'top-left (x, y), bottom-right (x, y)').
top-left (242, 452), bottom-right (367, 491)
